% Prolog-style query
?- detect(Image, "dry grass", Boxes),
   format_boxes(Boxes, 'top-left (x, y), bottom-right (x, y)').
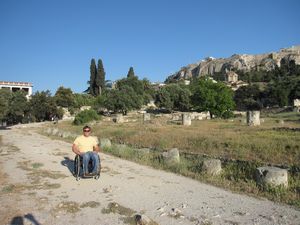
top-left (52, 112), bottom-right (300, 166)
top-left (41, 112), bottom-right (300, 207)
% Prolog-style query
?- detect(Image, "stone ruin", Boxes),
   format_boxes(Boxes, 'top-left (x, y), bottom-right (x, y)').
top-left (247, 111), bottom-right (260, 126)
top-left (162, 148), bottom-right (180, 164)
top-left (114, 114), bottom-right (124, 123)
top-left (143, 113), bottom-right (151, 122)
top-left (293, 99), bottom-right (300, 112)
top-left (255, 166), bottom-right (288, 188)
top-left (182, 113), bottom-right (191, 126)
top-left (202, 159), bottom-right (222, 175)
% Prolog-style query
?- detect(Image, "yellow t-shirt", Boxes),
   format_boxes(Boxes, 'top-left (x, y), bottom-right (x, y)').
top-left (73, 135), bottom-right (99, 153)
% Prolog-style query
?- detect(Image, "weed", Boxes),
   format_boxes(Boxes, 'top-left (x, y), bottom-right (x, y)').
top-left (80, 201), bottom-right (100, 208)
top-left (32, 163), bottom-right (43, 169)
top-left (2, 184), bottom-right (15, 193)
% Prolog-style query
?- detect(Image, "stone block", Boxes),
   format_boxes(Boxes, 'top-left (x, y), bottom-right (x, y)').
top-left (182, 113), bottom-right (191, 126)
top-left (255, 166), bottom-right (288, 187)
top-left (114, 114), bottom-right (124, 123)
top-left (202, 159), bottom-right (222, 175)
top-left (247, 111), bottom-right (260, 126)
top-left (162, 148), bottom-right (180, 164)
top-left (143, 113), bottom-right (151, 122)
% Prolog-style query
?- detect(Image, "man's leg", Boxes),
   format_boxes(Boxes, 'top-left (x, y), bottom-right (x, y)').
top-left (91, 152), bottom-right (100, 174)
top-left (82, 152), bottom-right (91, 174)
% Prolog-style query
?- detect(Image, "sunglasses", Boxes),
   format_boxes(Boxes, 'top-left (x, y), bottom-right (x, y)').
top-left (83, 129), bottom-right (91, 132)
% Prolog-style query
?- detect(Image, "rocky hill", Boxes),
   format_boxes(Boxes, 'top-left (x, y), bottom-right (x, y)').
top-left (166, 45), bottom-right (300, 82)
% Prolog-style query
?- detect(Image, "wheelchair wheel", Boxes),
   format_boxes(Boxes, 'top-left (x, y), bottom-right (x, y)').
top-left (95, 154), bottom-right (101, 179)
top-left (74, 155), bottom-right (81, 181)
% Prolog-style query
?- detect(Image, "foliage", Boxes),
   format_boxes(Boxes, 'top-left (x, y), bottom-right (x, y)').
top-left (117, 76), bottom-right (144, 95)
top-left (236, 59), bottom-right (300, 108)
top-left (234, 85), bottom-right (262, 110)
top-left (103, 87), bottom-right (143, 115)
top-left (95, 59), bottom-right (105, 95)
top-left (102, 76), bottom-right (154, 114)
top-left (88, 58), bottom-right (106, 96)
top-left (93, 94), bottom-right (106, 112)
top-left (9, 92), bottom-right (28, 123)
top-left (190, 78), bottom-right (235, 118)
top-left (89, 58), bottom-right (97, 96)
top-left (289, 79), bottom-right (300, 100)
top-left (155, 87), bottom-right (172, 111)
top-left (5, 91), bottom-right (28, 124)
top-left (0, 89), bottom-right (11, 121)
top-left (126, 66), bottom-right (135, 78)
top-left (73, 93), bottom-right (94, 108)
top-left (54, 86), bottom-right (75, 108)
top-left (141, 78), bottom-right (156, 104)
top-left (155, 84), bottom-right (191, 111)
top-left (73, 109), bottom-right (100, 125)
top-left (29, 90), bottom-right (58, 122)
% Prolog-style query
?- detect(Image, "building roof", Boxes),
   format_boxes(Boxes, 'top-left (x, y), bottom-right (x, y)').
top-left (0, 81), bottom-right (33, 87)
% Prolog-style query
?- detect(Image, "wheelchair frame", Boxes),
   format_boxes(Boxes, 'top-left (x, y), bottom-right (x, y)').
top-left (74, 154), bottom-right (101, 181)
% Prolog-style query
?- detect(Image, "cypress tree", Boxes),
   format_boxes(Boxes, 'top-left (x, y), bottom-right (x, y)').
top-left (90, 59), bottom-right (97, 96)
top-left (127, 67), bottom-right (135, 78)
top-left (97, 59), bottom-right (106, 95)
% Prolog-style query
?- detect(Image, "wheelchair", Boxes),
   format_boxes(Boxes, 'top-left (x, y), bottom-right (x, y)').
top-left (73, 154), bottom-right (101, 181)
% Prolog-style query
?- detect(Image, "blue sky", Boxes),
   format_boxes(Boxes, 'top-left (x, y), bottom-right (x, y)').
top-left (0, 0), bottom-right (299, 94)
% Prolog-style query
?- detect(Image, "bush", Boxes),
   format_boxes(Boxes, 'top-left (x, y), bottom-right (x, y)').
top-left (73, 109), bottom-right (100, 125)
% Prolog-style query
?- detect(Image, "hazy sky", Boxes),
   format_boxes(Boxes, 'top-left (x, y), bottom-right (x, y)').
top-left (0, 0), bottom-right (299, 94)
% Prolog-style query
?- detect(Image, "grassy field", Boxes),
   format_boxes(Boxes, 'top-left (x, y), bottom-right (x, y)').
top-left (56, 111), bottom-right (300, 166)
top-left (45, 111), bottom-right (300, 207)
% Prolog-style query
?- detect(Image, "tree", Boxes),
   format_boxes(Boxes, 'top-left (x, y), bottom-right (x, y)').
top-left (54, 86), bottom-right (75, 108)
top-left (29, 91), bottom-right (58, 122)
top-left (0, 89), bottom-right (11, 122)
top-left (127, 67), bottom-right (135, 78)
top-left (234, 85), bottom-right (261, 110)
top-left (95, 59), bottom-right (105, 96)
top-left (6, 91), bottom-right (28, 124)
top-left (73, 93), bottom-right (94, 109)
top-left (141, 78), bottom-right (156, 105)
top-left (103, 87), bottom-right (143, 115)
top-left (289, 80), bottom-right (300, 101)
top-left (155, 88), bottom-right (172, 111)
top-left (155, 84), bottom-right (191, 112)
top-left (190, 78), bottom-right (235, 118)
top-left (89, 59), bottom-right (97, 96)
top-left (98, 59), bottom-right (106, 94)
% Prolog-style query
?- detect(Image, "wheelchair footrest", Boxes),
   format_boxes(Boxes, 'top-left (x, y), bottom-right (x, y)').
top-left (83, 172), bottom-right (98, 177)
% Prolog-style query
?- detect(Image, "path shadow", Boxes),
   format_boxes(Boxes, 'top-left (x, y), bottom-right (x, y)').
top-left (10, 213), bottom-right (41, 225)
top-left (61, 156), bottom-right (74, 175)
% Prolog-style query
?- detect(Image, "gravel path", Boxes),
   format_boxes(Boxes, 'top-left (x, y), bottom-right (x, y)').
top-left (0, 123), bottom-right (299, 225)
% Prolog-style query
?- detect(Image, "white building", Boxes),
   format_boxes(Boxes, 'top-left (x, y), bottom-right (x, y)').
top-left (0, 81), bottom-right (33, 99)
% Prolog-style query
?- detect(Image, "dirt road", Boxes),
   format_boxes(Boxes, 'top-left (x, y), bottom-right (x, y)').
top-left (0, 123), bottom-right (299, 225)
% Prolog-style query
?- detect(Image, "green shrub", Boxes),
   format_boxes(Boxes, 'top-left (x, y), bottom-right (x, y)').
top-left (73, 109), bottom-right (100, 125)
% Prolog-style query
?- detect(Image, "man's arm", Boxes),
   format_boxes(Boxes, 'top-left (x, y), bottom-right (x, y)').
top-left (72, 144), bottom-right (82, 155)
top-left (93, 144), bottom-right (101, 153)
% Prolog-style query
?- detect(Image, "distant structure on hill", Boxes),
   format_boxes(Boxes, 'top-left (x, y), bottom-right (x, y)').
top-left (225, 71), bottom-right (238, 83)
top-left (0, 81), bottom-right (33, 99)
top-left (166, 45), bottom-right (300, 83)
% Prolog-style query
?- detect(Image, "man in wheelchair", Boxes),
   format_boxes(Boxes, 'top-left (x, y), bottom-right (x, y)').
top-left (72, 125), bottom-right (101, 176)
